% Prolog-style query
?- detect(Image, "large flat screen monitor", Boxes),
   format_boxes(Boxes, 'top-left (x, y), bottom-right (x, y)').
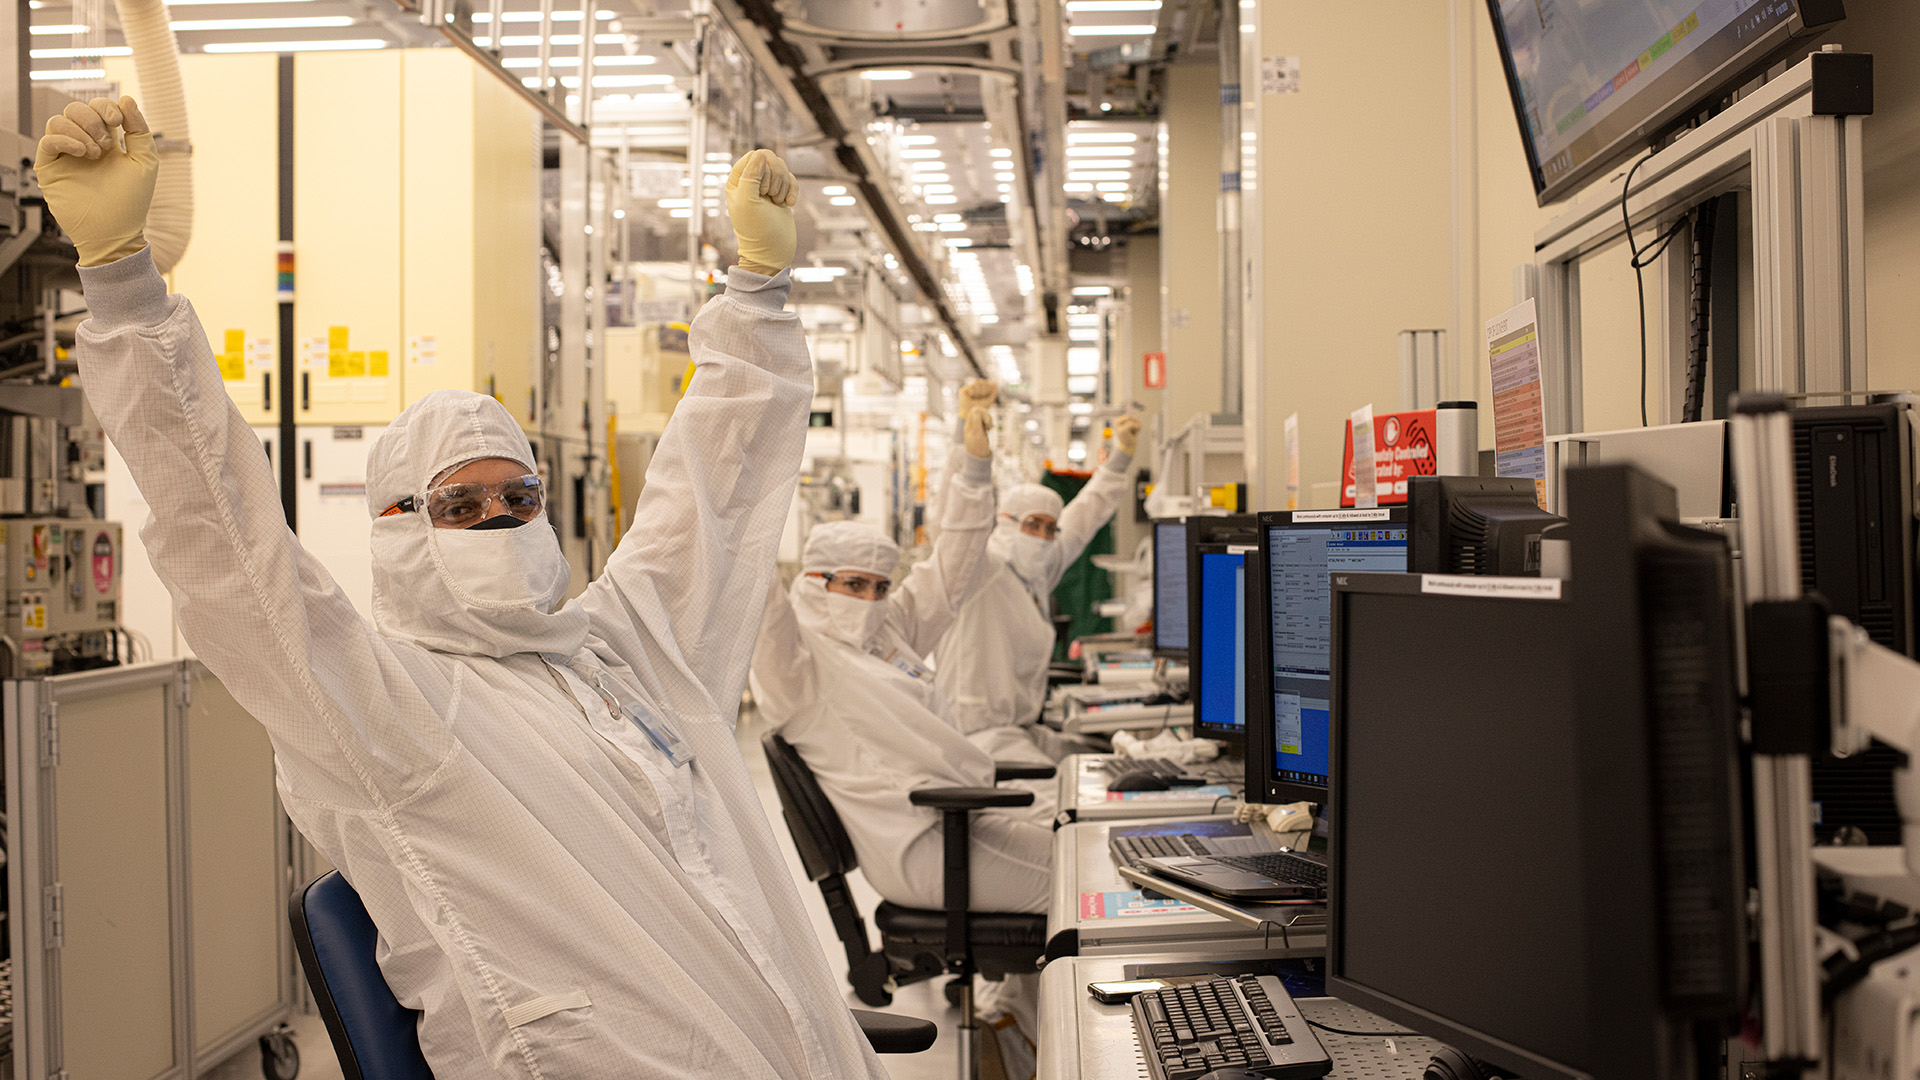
top-left (1487, 0), bottom-right (1843, 205)
top-left (1151, 519), bottom-right (1190, 658)
top-left (1192, 543), bottom-right (1250, 744)
top-left (1245, 509), bottom-right (1408, 805)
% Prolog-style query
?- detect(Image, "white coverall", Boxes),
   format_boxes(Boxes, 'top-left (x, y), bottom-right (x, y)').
top-left (749, 467), bottom-right (1057, 917)
top-left (75, 249), bottom-right (886, 1080)
top-left (933, 455), bottom-right (1134, 764)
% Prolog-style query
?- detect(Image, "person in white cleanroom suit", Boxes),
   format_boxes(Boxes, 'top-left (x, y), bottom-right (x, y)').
top-left (933, 413), bottom-right (1142, 763)
top-left (40, 95), bottom-right (884, 1080)
top-left (751, 388), bottom-right (1056, 916)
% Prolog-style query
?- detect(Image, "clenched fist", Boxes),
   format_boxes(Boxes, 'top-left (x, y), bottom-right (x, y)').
top-left (726, 149), bottom-right (797, 276)
top-left (964, 407), bottom-right (992, 459)
top-left (958, 378), bottom-right (997, 415)
top-left (35, 96), bottom-right (157, 267)
top-left (1112, 414), bottom-right (1141, 457)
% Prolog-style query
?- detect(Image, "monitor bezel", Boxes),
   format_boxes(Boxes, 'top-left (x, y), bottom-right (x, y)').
top-left (1150, 518), bottom-right (1192, 660)
top-left (1245, 508), bottom-right (1410, 806)
top-left (1189, 540), bottom-right (1254, 748)
top-left (1485, 0), bottom-right (1843, 207)
top-left (1324, 572), bottom-right (1585, 1080)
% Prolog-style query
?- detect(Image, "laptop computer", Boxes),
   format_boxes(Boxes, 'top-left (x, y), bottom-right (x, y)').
top-left (1130, 816), bottom-right (1330, 902)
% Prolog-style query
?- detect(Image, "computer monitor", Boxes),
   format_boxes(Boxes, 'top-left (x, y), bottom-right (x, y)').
top-left (1185, 514), bottom-right (1257, 663)
top-left (1326, 464), bottom-right (1744, 1080)
top-left (1151, 518), bottom-right (1190, 659)
top-left (1407, 476), bottom-right (1564, 576)
top-left (1486, 0), bottom-right (1845, 205)
top-left (1245, 509), bottom-right (1409, 805)
top-left (1191, 542), bottom-right (1250, 746)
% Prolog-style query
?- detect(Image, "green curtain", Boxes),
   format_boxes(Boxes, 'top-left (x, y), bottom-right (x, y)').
top-left (1043, 469), bottom-right (1114, 660)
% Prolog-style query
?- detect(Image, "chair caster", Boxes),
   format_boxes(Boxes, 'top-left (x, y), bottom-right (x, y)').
top-left (259, 1024), bottom-right (300, 1080)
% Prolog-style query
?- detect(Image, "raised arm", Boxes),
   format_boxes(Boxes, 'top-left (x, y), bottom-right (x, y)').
top-left (887, 406), bottom-right (996, 656)
top-left (923, 379), bottom-right (998, 544)
top-left (50, 98), bottom-right (448, 809)
top-left (1053, 414), bottom-right (1141, 568)
top-left (747, 570), bottom-right (818, 722)
top-left (575, 150), bottom-right (809, 715)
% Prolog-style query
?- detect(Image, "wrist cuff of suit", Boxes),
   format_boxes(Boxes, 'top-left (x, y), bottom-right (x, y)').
top-left (1103, 450), bottom-right (1134, 475)
top-left (77, 247), bottom-right (171, 330)
top-left (962, 452), bottom-right (991, 483)
top-left (724, 265), bottom-right (792, 310)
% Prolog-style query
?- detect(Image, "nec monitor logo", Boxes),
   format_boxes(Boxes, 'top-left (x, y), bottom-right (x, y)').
top-left (1333, 576), bottom-right (1348, 587)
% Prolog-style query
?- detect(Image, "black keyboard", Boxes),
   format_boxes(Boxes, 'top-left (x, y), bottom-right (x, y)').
top-left (1102, 757), bottom-right (1187, 778)
top-left (1109, 833), bottom-right (1212, 869)
top-left (1213, 852), bottom-right (1328, 888)
top-left (1129, 975), bottom-right (1332, 1080)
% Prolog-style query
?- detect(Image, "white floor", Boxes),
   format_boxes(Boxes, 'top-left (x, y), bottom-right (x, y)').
top-left (212, 704), bottom-right (962, 1080)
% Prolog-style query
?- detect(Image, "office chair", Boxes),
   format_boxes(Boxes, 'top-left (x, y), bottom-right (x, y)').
top-left (761, 732), bottom-right (1053, 1080)
top-left (289, 869), bottom-right (936, 1080)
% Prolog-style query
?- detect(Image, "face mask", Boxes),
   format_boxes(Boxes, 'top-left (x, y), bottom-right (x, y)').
top-left (430, 520), bottom-right (570, 611)
top-left (466, 512), bottom-right (530, 531)
top-left (1006, 534), bottom-right (1059, 591)
top-left (820, 591), bottom-right (889, 648)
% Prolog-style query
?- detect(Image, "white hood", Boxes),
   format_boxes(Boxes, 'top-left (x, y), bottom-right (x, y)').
top-left (363, 390), bottom-right (588, 657)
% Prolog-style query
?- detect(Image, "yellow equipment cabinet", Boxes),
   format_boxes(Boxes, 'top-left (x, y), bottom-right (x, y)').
top-left (402, 48), bottom-right (543, 424)
top-left (100, 54), bottom-right (282, 424)
top-left (603, 323), bottom-right (692, 436)
top-left (293, 50), bottom-right (404, 425)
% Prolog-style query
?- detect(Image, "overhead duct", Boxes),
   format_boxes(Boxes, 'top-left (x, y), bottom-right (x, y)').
top-left (111, 0), bottom-right (192, 273)
top-left (1216, 0), bottom-right (1240, 420)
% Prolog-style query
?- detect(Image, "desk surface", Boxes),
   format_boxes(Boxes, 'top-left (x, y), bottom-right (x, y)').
top-left (1056, 754), bottom-right (1243, 823)
top-left (1038, 954), bottom-right (1444, 1080)
top-left (1047, 817), bottom-right (1325, 958)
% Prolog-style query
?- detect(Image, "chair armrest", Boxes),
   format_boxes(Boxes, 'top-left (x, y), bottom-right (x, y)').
top-left (910, 786), bottom-right (1036, 810)
top-left (852, 1009), bottom-right (938, 1054)
top-left (994, 762), bottom-right (1058, 782)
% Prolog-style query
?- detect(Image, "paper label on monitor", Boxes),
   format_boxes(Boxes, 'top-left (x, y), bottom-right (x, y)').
top-left (1420, 574), bottom-right (1562, 600)
top-left (1227, 544), bottom-right (1257, 554)
top-left (1293, 509), bottom-right (1392, 523)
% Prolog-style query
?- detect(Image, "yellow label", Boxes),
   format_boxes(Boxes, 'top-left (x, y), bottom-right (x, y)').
top-left (218, 353), bottom-right (245, 381)
top-left (328, 349), bottom-right (347, 378)
top-left (224, 329), bottom-right (245, 353)
top-left (328, 326), bottom-right (350, 350)
top-left (345, 351), bottom-right (367, 377)
top-left (25, 600), bottom-right (45, 631)
top-left (369, 350), bottom-right (390, 377)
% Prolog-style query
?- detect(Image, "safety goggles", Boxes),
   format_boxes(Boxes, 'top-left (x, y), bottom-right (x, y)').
top-left (381, 475), bottom-right (546, 529)
top-left (808, 570), bottom-right (892, 601)
top-left (1003, 513), bottom-right (1058, 541)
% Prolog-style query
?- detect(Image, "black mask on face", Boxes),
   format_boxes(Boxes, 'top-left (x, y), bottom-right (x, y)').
top-left (465, 512), bottom-right (530, 531)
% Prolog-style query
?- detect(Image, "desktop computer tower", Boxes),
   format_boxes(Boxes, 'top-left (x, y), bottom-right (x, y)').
top-left (1793, 402), bottom-right (1917, 843)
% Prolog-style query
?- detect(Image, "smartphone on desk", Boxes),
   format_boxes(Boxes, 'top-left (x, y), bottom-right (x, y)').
top-left (1087, 979), bottom-right (1166, 1004)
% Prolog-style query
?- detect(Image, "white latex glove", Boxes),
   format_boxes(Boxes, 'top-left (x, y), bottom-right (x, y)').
top-left (35, 96), bottom-right (157, 267)
top-left (964, 406), bottom-right (992, 459)
top-left (1113, 414), bottom-right (1141, 457)
top-left (959, 378), bottom-right (997, 415)
top-left (726, 149), bottom-right (797, 276)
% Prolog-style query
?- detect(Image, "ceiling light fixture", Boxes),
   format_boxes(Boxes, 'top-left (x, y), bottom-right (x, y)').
top-left (30, 68), bottom-right (105, 79)
top-left (170, 15), bottom-right (354, 29)
top-left (1067, 171), bottom-right (1130, 181)
top-left (1065, 23), bottom-right (1155, 35)
top-left (1066, 131), bottom-right (1139, 143)
top-left (203, 38), bottom-right (386, 52)
top-left (861, 69), bottom-right (913, 80)
top-left (822, 185), bottom-right (847, 195)
top-left (31, 46), bottom-right (132, 56)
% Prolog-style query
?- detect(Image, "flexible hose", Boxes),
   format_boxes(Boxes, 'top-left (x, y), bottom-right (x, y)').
top-left (110, 0), bottom-right (192, 273)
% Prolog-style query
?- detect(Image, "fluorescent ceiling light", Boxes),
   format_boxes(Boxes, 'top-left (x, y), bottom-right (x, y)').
top-left (1067, 348), bottom-right (1100, 375)
top-left (1065, 158), bottom-right (1132, 169)
top-left (822, 185), bottom-right (847, 195)
top-left (476, 33), bottom-right (623, 45)
top-left (1066, 24), bottom-right (1155, 35)
top-left (1096, 181), bottom-right (1130, 191)
top-left (1066, 131), bottom-right (1138, 143)
top-left (1068, 401), bottom-right (1094, 414)
top-left (1067, 171), bottom-right (1130, 181)
top-left (909, 160), bottom-right (947, 172)
top-left (1067, 0), bottom-right (1160, 9)
top-left (30, 24), bottom-right (88, 34)
top-left (791, 267), bottom-right (849, 282)
top-left (919, 184), bottom-right (954, 194)
top-left (204, 39), bottom-right (386, 52)
top-left (473, 9), bottom-right (614, 20)
top-left (933, 213), bottom-right (962, 222)
top-left (30, 68), bottom-right (104, 79)
top-left (1063, 182), bottom-right (1094, 192)
top-left (669, 208), bottom-right (692, 218)
top-left (829, 196), bottom-right (856, 205)
top-left (925, 194), bottom-right (958, 204)
top-left (997, 183), bottom-right (1011, 192)
top-left (32, 46), bottom-right (132, 56)
top-left (1068, 376), bottom-right (1099, 393)
top-left (1102, 192), bottom-right (1128, 202)
top-left (990, 147), bottom-right (1012, 157)
top-left (1066, 144), bottom-right (1135, 155)
top-left (1072, 286), bottom-right (1113, 295)
top-left (945, 238), bottom-right (972, 247)
top-left (657, 198), bottom-right (691, 208)
top-left (862, 69), bottom-right (913, 80)
top-left (171, 15), bottom-right (354, 29)
top-left (900, 149), bottom-right (942, 160)
top-left (900, 134), bottom-right (938, 145)
top-left (502, 54), bottom-right (656, 67)
top-left (912, 222), bottom-right (939, 232)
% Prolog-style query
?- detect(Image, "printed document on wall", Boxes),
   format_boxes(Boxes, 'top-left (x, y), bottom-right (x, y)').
top-left (1487, 299), bottom-right (1546, 504)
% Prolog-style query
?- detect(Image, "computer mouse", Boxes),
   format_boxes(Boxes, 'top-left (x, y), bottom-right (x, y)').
top-left (1196, 1070), bottom-right (1267, 1080)
top-left (1107, 771), bottom-right (1172, 792)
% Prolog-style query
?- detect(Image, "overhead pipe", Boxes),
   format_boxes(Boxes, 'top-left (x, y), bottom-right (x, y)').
top-left (111, 0), bottom-right (192, 272)
top-left (1217, 0), bottom-right (1242, 419)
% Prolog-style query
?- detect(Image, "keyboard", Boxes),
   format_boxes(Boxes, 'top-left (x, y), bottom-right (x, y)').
top-left (1130, 975), bottom-right (1332, 1080)
top-left (1211, 852), bottom-right (1328, 889)
top-left (1109, 832), bottom-right (1213, 869)
top-left (1101, 757), bottom-right (1188, 778)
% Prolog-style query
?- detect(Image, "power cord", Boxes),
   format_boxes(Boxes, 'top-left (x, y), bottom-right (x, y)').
top-left (1620, 152), bottom-right (1696, 427)
top-left (1305, 1018), bottom-right (1420, 1038)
